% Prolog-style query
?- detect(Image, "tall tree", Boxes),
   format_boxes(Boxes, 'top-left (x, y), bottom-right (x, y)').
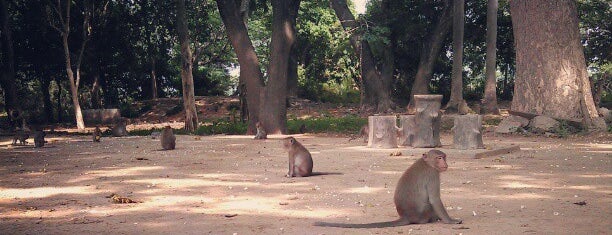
top-left (216, 0), bottom-right (264, 134)
top-left (0, 0), bottom-right (20, 126)
top-left (510, 0), bottom-right (605, 130)
top-left (407, 0), bottom-right (452, 113)
top-left (445, 0), bottom-right (469, 114)
top-left (330, 0), bottom-right (394, 113)
top-left (481, 0), bottom-right (500, 114)
top-left (176, 0), bottom-right (199, 133)
top-left (48, 0), bottom-right (92, 129)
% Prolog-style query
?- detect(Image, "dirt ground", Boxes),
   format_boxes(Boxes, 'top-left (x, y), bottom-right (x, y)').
top-left (0, 130), bottom-right (610, 235)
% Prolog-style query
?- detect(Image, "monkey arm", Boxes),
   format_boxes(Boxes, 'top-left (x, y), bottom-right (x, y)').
top-left (287, 154), bottom-right (295, 177)
top-left (427, 183), bottom-right (460, 224)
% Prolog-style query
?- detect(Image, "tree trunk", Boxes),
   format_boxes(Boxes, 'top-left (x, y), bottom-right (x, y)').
top-left (330, 0), bottom-right (394, 113)
top-left (56, 77), bottom-right (63, 123)
top-left (481, 0), bottom-right (500, 115)
top-left (509, 0), bottom-right (606, 130)
top-left (150, 58), bottom-right (158, 99)
top-left (216, 0), bottom-right (264, 134)
top-left (407, 0), bottom-right (452, 113)
top-left (176, 0), bottom-right (199, 133)
top-left (41, 77), bottom-right (54, 123)
top-left (452, 114), bottom-right (484, 150)
top-left (445, 0), bottom-right (470, 114)
top-left (0, 0), bottom-right (19, 127)
top-left (62, 33), bottom-right (86, 130)
top-left (259, 0), bottom-right (300, 134)
top-left (287, 47), bottom-right (299, 98)
top-left (413, 95), bottom-right (442, 148)
top-left (367, 116), bottom-right (398, 149)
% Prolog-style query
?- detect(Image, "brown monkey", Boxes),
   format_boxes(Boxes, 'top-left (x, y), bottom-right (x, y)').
top-left (111, 119), bottom-right (128, 137)
top-left (93, 126), bottom-right (102, 142)
top-left (34, 130), bottom-right (46, 148)
top-left (160, 126), bottom-right (176, 150)
top-left (315, 149), bottom-right (461, 228)
top-left (299, 124), bottom-right (307, 134)
top-left (359, 124), bottom-right (369, 143)
top-left (282, 137), bottom-right (313, 177)
top-left (12, 130), bottom-right (29, 145)
top-left (253, 121), bottom-right (267, 139)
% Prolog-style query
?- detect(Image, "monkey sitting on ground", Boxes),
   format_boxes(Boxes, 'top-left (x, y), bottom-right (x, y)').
top-left (359, 124), bottom-right (369, 143)
top-left (315, 149), bottom-right (461, 228)
top-left (253, 121), bottom-right (267, 139)
top-left (282, 137), bottom-right (313, 177)
top-left (160, 126), bottom-right (176, 150)
top-left (111, 119), bottom-right (128, 137)
top-left (93, 126), bottom-right (102, 142)
top-left (12, 130), bottom-right (29, 145)
top-left (34, 130), bottom-right (46, 148)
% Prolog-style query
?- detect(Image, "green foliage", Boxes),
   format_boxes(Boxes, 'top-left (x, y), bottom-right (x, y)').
top-left (287, 116), bottom-right (367, 134)
top-left (196, 119), bottom-right (248, 135)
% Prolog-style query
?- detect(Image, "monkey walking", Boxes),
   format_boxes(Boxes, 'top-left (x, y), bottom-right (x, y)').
top-left (12, 130), bottom-right (29, 145)
top-left (160, 126), bottom-right (176, 150)
top-left (93, 126), bottom-right (102, 142)
top-left (34, 130), bottom-right (46, 148)
top-left (282, 137), bottom-right (313, 177)
top-left (253, 122), bottom-right (267, 139)
top-left (315, 150), bottom-right (461, 228)
top-left (360, 124), bottom-right (369, 143)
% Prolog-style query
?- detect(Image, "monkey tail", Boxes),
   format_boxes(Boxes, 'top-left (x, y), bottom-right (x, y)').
top-left (313, 219), bottom-right (410, 228)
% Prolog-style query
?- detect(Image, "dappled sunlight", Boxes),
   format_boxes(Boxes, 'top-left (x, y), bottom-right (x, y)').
top-left (576, 174), bottom-right (612, 178)
top-left (0, 186), bottom-right (96, 199)
top-left (502, 181), bottom-right (542, 189)
top-left (126, 178), bottom-right (261, 188)
top-left (341, 186), bottom-right (385, 194)
top-left (193, 195), bottom-right (345, 218)
top-left (86, 166), bottom-right (166, 177)
top-left (479, 193), bottom-right (551, 199)
top-left (572, 143), bottom-right (612, 149)
top-left (373, 170), bottom-right (402, 175)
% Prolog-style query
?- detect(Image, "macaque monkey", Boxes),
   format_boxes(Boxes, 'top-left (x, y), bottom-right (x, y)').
top-left (12, 130), bottom-right (29, 145)
top-left (359, 124), bottom-right (369, 143)
top-left (34, 130), bottom-right (46, 148)
top-left (160, 126), bottom-right (176, 150)
top-left (111, 119), bottom-right (128, 137)
top-left (282, 137), bottom-right (313, 177)
top-left (299, 124), bottom-right (307, 134)
top-left (93, 126), bottom-right (102, 142)
top-left (253, 121), bottom-right (267, 139)
top-left (315, 150), bottom-right (461, 228)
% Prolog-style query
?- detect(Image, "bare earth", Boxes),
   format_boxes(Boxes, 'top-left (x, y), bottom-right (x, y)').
top-left (0, 131), bottom-right (610, 235)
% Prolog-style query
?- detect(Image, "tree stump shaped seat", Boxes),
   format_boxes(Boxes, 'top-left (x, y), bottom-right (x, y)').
top-left (367, 116), bottom-right (398, 148)
top-left (452, 114), bottom-right (484, 150)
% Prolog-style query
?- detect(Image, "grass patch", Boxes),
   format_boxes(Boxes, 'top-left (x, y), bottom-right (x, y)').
top-left (287, 116), bottom-right (367, 134)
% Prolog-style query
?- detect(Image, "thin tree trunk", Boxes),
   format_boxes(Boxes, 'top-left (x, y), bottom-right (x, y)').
top-left (407, 0), bottom-right (452, 113)
top-left (41, 77), bottom-right (54, 123)
top-left (55, 77), bottom-right (63, 123)
top-left (150, 58), bottom-right (158, 99)
top-left (481, 0), bottom-right (500, 115)
top-left (176, 0), bottom-right (199, 133)
top-left (509, 0), bottom-right (605, 130)
top-left (216, 0), bottom-right (264, 134)
top-left (330, 0), bottom-right (394, 113)
top-left (0, 0), bottom-right (19, 127)
top-left (445, 0), bottom-right (470, 114)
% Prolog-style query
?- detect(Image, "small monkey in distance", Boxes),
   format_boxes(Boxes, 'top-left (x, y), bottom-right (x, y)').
top-left (12, 130), bottom-right (29, 145)
top-left (253, 121), bottom-right (267, 139)
top-left (315, 149), bottom-right (461, 228)
top-left (93, 126), bottom-right (102, 142)
top-left (160, 126), bottom-right (176, 150)
top-left (282, 137), bottom-right (313, 177)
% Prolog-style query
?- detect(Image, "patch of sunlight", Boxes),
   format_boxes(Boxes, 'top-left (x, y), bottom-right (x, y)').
top-left (0, 186), bottom-right (96, 199)
top-left (502, 181), bottom-right (541, 189)
top-left (196, 173), bottom-right (258, 179)
top-left (577, 174), bottom-right (612, 178)
top-left (489, 164), bottom-right (515, 169)
top-left (480, 193), bottom-right (550, 199)
top-left (193, 195), bottom-right (345, 218)
top-left (374, 170), bottom-right (402, 175)
top-left (573, 143), bottom-right (612, 149)
top-left (146, 195), bottom-right (216, 205)
top-left (498, 175), bottom-right (537, 181)
top-left (126, 178), bottom-right (261, 188)
top-left (341, 186), bottom-right (385, 194)
top-left (86, 166), bottom-right (165, 177)
top-left (585, 150), bottom-right (612, 154)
